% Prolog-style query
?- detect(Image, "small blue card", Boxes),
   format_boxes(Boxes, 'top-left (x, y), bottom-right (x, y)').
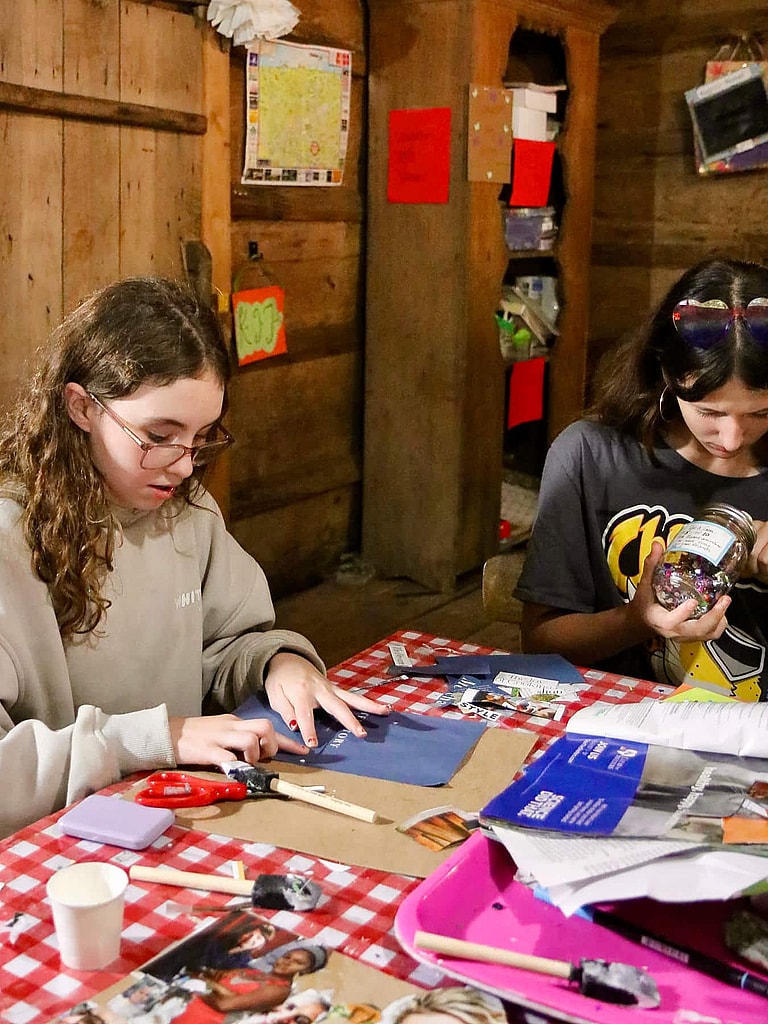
top-left (386, 653), bottom-right (584, 683)
top-left (235, 696), bottom-right (486, 786)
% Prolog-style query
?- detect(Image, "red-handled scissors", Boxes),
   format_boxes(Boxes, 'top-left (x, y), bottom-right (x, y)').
top-left (135, 771), bottom-right (248, 809)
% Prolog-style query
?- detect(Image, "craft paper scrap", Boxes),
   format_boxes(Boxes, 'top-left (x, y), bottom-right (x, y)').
top-left (662, 684), bottom-right (739, 703)
top-left (397, 805), bottom-right (479, 850)
top-left (433, 675), bottom-right (582, 724)
top-left (236, 696), bottom-right (485, 785)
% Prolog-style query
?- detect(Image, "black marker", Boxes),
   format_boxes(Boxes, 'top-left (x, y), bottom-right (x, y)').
top-left (534, 887), bottom-right (768, 999)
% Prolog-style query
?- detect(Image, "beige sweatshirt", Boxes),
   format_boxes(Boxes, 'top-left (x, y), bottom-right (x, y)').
top-left (0, 489), bottom-right (324, 838)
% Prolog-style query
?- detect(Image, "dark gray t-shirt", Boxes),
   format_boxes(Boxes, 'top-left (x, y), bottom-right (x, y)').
top-left (516, 419), bottom-right (768, 696)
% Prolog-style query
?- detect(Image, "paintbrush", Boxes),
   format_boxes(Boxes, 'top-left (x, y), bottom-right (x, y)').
top-left (219, 760), bottom-right (379, 823)
top-left (413, 930), bottom-right (661, 1008)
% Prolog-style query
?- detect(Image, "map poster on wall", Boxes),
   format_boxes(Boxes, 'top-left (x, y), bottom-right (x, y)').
top-left (242, 40), bottom-right (351, 186)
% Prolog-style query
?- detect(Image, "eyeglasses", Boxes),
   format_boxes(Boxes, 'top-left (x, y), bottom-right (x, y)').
top-left (88, 392), bottom-right (234, 469)
top-left (672, 297), bottom-right (768, 348)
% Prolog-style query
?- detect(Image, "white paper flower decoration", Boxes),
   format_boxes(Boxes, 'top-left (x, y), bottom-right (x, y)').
top-left (207, 0), bottom-right (300, 46)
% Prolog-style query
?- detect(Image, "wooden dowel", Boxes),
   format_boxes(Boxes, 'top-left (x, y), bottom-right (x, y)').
top-left (271, 778), bottom-right (379, 823)
top-left (129, 865), bottom-right (254, 896)
top-left (414, 931), bottom-right (572, 979)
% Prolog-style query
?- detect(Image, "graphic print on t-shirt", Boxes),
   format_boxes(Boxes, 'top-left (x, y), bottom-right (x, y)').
top-left (602, 503), bottom-right (768, 701)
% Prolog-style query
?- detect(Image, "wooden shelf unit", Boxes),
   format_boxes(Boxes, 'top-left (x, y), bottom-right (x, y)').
top-left (363, 0), bottom-right (616, 592)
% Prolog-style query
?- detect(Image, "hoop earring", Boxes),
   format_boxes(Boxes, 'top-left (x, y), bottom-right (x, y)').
top-left (658, 385), bottom-right (676, 423)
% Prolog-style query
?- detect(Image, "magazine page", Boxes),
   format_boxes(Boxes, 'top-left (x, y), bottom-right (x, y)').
top-left (566, 700), bottom-right (768, 758)
top-left (52, 909), bottom-right (508, 1024)
top-left (481, 733), bottom-right (768, 846)
top-left (481, 733), bottom-right (768, 910)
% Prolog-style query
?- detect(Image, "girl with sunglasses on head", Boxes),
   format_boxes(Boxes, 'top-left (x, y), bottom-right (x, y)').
top-left (0, 276), bottom-right (387, 838)
top-left (516, 256), bottom-right (768, 699)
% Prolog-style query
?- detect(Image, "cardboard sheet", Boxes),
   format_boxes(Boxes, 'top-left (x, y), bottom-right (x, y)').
top-left (137, 726), bottom-right (535, 877)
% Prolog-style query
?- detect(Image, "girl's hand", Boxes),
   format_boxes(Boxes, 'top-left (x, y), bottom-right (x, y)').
top-left (746, 519), bottom-right (768, 583)
top-left (628, 539), bottom-right (731, 642)
top-left (168, 713), bottom-right (308, 767)
top-left (265, 651), bottom-right (389, 748)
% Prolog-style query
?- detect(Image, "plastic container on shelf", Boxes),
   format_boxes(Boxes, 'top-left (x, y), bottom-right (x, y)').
top-left (504, 206), bottom-right (557, 251)
top-left (515, 275), bottom-right (560, 326)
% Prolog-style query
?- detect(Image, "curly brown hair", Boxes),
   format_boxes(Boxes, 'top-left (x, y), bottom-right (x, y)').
top-left (0, 277), bottom-right (232, 639)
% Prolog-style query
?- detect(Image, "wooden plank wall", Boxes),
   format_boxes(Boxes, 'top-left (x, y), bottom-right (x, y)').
top-left (226, 1), bottom-right (366, 596)
top-left (589, 1), bottom-right (768, 378)
top-left (0, 0), bottom-right (204, 407)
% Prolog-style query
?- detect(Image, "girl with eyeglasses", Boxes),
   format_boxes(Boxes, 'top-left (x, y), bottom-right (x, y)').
top-left (0, 277), bottom-right (387, 838)
top-left (516, 256), bottom-right (768, 698)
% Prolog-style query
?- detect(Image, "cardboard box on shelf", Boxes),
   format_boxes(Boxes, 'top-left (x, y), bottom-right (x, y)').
top-left (512, 86), bottom-right (558, 113)
top-left (512, 104), bottom-right (548, 141)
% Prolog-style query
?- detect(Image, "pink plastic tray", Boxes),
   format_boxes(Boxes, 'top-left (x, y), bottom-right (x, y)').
top-left (394, 830), bottom-right (767, 1024)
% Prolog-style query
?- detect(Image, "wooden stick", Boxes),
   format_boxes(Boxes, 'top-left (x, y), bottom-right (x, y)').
top-left (271, 777), bottom-right (379, 823)
top-left (414, 931), bottom-right (572, 979)
top-left (130, 865), bottom-right (255, 896)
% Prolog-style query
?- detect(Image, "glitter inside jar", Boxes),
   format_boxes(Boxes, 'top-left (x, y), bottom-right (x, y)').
top-left (652, 503), bottom-right (756, 619)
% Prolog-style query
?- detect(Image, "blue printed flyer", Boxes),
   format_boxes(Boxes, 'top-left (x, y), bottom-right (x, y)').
top-left (481, 733), bottom-right (768, 845)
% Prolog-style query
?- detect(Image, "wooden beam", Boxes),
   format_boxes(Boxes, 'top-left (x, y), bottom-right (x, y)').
top-left (0, 81), bottom-right (206, 134)
top-left (603, 12), bottom-right (768, 56)
top-left (231, 185), bottom-right (364, 222)
top-left (591, 241), bottom-right (768, 268)
top-left (200, 23), bottom-right (232, 519)
top-left (230, 453), bottom-right (362, 520)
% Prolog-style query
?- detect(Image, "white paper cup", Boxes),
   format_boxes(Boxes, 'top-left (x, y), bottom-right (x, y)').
top-left (46, 861), bottom-right (128, 970)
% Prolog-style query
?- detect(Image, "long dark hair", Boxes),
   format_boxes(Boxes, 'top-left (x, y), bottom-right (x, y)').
top-left (0, 277), bottom-right (232, 638)
top-left (591, 257), bottom-right (768, 449)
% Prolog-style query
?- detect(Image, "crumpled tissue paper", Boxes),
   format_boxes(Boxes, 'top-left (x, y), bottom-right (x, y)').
top-left (207, 0), bottom-right (300, 46)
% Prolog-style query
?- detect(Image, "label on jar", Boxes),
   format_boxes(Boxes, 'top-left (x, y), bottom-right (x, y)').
top-left (666, 520), bottom-right (735, 565)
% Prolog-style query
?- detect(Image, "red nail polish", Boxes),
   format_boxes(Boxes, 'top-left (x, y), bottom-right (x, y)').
top-left (289, 720), bottom-right (298, 730)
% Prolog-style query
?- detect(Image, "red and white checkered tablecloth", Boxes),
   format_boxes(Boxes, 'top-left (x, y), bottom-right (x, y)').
top-left (0, 630), bottom-right (668, 1024)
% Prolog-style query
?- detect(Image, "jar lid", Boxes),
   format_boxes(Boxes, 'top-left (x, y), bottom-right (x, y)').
top-left (702, 503), bottom-right (757, 548)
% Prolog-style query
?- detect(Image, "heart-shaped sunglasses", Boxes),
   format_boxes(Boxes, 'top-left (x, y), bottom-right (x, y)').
top-left (672, 297), bottom-right (768, 348)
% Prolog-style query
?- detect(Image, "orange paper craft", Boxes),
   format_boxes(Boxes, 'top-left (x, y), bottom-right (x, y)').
top-left (232, 285), bottom-right (287, 366)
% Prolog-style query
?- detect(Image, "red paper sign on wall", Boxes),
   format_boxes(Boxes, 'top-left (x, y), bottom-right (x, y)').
top-left (232, 286), bottom-right (287, 366)
top-left (387, 107), bottom-right (451, 204)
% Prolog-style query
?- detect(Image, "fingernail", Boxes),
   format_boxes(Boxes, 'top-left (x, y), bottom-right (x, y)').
top-left (307, 737), bottom-right (317, 747)
top-left (289, 720), bottom-right (298, 730)
top-left (356, 729), bottom-right (367, 738)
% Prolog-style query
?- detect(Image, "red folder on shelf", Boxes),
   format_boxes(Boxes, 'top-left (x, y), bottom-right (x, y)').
top-left (509, 138), bottom-right (556, 206)
top-left (507, 356), bottom-right (546, 429)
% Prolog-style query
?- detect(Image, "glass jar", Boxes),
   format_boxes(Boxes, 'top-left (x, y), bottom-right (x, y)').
top-left (652, 503), bottom-right (756, 618)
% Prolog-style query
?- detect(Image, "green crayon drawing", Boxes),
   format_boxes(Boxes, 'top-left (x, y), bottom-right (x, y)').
top-left (235, 295), bottom-right (284, 358)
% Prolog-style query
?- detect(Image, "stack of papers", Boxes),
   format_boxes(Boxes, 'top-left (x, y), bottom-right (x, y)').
top-left (480, 701), bottom-right (768, 914)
